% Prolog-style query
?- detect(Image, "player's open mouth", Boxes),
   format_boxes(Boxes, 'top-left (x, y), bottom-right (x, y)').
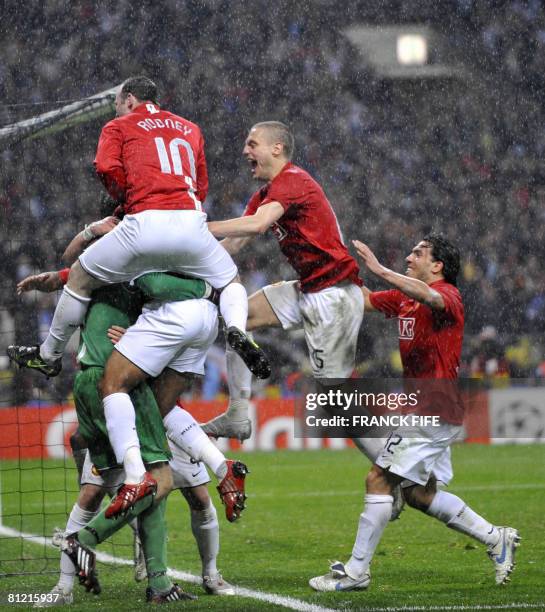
top-left (248, 160), bottom-right (258, 173)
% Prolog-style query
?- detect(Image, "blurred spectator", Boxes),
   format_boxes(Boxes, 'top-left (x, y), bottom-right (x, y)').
top-left (0, 1), bottom-right (543, 403)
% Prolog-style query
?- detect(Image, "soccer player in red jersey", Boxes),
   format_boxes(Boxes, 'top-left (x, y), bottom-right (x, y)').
top-left (202, 121), bottom-right (384, 463)
top-left (310, 236), bottom-right (520, 592)
top-left (8, 76), bottom-right (268, 516)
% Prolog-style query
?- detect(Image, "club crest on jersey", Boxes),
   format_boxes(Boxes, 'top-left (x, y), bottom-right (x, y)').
top-left (271, 222), bottom-right (287, 241)
top-left (398, 317), bottom-right (415, 340)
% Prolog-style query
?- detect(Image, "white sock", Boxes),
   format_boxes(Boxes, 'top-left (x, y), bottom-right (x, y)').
top-left (103, 393), bottom-right (145, 483)
top-left (40, 287), bottom-right (91, 363)
top-left (58, 503), bottom-right (99, 591)
top-left (191, 502), bottom-right (219, 577)
top-left (427, 490), bottom-right (500, 546)
top-left (225, 343), bottom-right (252, 420)
top-left (345, 494), bottom-right (393, 578)
top-left (352, 437), bottom-right (387, 463)
top-left (163, 407), bottom-right (226, 478)
top-left (219, 282), bottom-right (248, 330)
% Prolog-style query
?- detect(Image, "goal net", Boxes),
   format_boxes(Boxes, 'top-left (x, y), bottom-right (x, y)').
top-left (0, 86), bottom-right (140, 576)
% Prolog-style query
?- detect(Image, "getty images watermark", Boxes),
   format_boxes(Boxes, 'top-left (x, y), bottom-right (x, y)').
top-left (294, 379), bottom-right (468, 438)
top-left (305, 388), bottom-right (439, 430)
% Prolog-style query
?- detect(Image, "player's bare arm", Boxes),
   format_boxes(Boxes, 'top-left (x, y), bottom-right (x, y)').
top-left (208, 201), bottom-right (284, 238)
top-left (361, 286), bottom-right (377, 312)
top-left (220, 236), bottom-right (253, 256)
top-left (353, 240), bottom-right (445, 310)
top-left (62, 216), bottom-right (120, 265)
top-left (16, 271), bottom-right (64, 295)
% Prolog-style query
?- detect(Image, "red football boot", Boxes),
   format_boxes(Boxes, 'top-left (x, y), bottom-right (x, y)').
top-left (216, 460), bottom-right (249, 522)
top-left (105, 472), bottom-right (157, 519)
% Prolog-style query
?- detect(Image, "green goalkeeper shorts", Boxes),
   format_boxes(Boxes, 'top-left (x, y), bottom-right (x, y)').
top-left (73, 366), bottom-right (171, 471)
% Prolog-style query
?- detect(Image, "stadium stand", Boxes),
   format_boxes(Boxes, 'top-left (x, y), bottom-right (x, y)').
top-left (1, 0), bottom-right (543, 406)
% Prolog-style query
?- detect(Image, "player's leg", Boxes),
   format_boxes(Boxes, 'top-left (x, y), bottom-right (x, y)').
top-left (156, 373), bottom-right (249, 522)
top-left (64, 463), bottom-right (174, 593)
top-left (309, 464), bottom-right (395, 592)
top-left (300, 284), bottom-right (388, 463)
top-left (403, 466), bottom-right (520, 585)
top-left (99, 350), bottom-right (152, 498)
top-left (136, 494), bottom-right (197, 602)
top-left (203, 283), bottom-right (286, 441)
top-left (37, 480), bottom-right (106, 607)
top-left (203, 288), bottom-right (281, 440)
top-left (69, 429), bottom-right (88, 489)
top-left (182, 486), bottom-right (235, 596)
top-left (170, 449), bottom-right (235, 596)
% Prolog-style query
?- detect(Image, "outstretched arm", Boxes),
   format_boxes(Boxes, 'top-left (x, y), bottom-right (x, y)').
top-left (208, 202), bottom-right (285, 238)
top-left (16, 270), bottom-right (65, 295)
top-left (353, 240), bottom-right (445, 310)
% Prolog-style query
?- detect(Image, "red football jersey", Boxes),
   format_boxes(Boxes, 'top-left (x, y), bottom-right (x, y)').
top-left (94, 102), bottom-right (208, 215)
top-left (369, 281), bottom-right (465, 423)
top-left (244, 163), bottom-right (361, 292)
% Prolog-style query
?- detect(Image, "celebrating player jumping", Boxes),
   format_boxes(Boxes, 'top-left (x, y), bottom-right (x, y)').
top-left (8, 76), bottom-right (268, 515)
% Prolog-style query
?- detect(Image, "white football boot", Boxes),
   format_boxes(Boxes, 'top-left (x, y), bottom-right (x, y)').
top-left (487, 526), bottom-right (521, 585)
top-left (309, 561), bottom-right (371, 592)
top-left (203, 573), bottom-right (235, 595)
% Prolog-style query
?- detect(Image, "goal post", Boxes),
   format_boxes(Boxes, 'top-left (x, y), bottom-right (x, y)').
top-left (0, 85), bottom-right (118, 148)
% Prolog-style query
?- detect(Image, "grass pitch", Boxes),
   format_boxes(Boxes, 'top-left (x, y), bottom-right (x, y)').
top-left (0, 444), bottom-right (544, 610)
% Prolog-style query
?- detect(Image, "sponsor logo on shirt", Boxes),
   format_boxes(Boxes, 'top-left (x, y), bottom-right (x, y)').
top-left (271, 222), bottom-right (287, 242)
top-left (398, 317), bottom-right (415, 340)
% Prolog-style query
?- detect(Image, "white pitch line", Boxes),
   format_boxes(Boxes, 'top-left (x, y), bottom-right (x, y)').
top-left (0, 524), bottom-right (335, 612)
top-left (363, 605), bottom-right (545, 611)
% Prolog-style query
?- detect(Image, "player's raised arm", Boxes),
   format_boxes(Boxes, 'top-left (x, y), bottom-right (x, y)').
top-left (353, 240), bottom-right (445, 310)
top-left (208, 201), bottom-right (285, 238)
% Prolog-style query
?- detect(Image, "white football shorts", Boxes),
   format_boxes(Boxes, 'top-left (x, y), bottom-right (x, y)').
top-left (114, 299), bottom-right (218, 378)
top-left (262, 280), bottom-right (364, 379)
top-left (80, 449), bottom-right (170, 494)
top-left (79, 209), bottom-right (237, 289)
top-left (376, 420), bottom-right (461, 487)
top-left (80, 450), bottom-right (124, 495)
top-left (169, 441), bottom-right (210, 489)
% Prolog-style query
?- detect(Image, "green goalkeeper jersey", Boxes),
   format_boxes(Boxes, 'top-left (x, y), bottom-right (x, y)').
top-left (76, 273), bottom-right (207, 368)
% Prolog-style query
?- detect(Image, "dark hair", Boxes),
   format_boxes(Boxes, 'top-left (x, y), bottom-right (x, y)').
top-left (99, 193), bottom-right (119, 217)
top-left (423, 234), bottom-right (460, 285)
top-left (120, 76), bottom-right (158, 104)
top-left (252, 121), bottom-right (295, 160)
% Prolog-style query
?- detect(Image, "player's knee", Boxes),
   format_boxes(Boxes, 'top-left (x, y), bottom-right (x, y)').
top-left (99, 371), bottom-right (131, 397)
top-left (66, 260), bottom-right (94, 295)
top-left (152, 465), bottom-right (173, 501)
top-left (403, 485), bottom-right (432, 512)
top-left (78, 484), bottom-right (105, 512)
top-left (182, 485), bottom-right (211, 512)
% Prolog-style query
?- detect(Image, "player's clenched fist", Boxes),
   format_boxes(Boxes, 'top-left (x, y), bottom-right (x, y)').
top-left (16, 271), bottom-right (64, 295)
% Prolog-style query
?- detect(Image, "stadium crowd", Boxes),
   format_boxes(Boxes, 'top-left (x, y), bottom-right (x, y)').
top-left (0, 0), bottom-right (543, 404)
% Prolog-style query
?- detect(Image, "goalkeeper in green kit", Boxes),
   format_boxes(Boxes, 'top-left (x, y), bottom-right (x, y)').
top-left (17, 214), bottom-right (247, 604)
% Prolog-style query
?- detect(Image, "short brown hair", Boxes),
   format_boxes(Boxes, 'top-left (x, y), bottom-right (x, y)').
top-left (252, 121), bottom-right (295, 160)
top-left (120, 76), bottom-right (158, 104)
